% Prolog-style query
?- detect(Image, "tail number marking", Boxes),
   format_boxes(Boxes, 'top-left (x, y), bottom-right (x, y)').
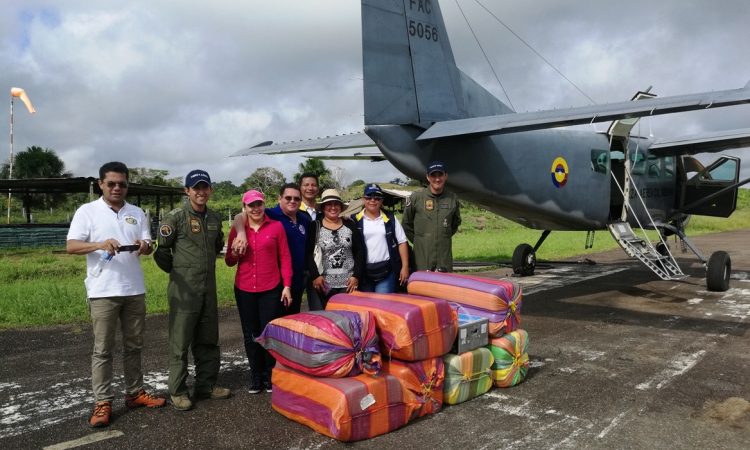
top-left (408, 20), bottom-right (439, 42)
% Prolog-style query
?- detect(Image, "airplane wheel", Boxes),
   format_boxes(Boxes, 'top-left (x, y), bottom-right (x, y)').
top-left (706, 251), bottom-right (731, 292)
top-left (655, 242), bottom-right (669, 257)
top-left (512, 243), bottom-right (536, 276)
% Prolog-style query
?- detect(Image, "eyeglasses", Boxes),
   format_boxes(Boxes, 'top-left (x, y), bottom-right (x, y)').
top-left (104, 181), bottom-right (128, 189)
top-left (283, 196), bottom-right (301, 202)
top-left (364, 195), bottom-right (383, 201)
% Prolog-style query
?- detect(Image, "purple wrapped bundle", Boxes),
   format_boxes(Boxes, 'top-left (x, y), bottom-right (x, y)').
top-left (257, 310), bottom-right (381, 378)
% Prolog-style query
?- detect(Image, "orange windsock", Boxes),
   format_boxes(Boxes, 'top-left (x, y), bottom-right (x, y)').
top-left (10, 88), bottom-right (35, 114)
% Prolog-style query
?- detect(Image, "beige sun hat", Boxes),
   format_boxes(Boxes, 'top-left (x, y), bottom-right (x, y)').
top-left (315, 189), bottom-right (346, 212)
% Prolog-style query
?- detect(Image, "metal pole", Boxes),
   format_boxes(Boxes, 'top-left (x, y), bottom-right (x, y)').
top-left (7, 97), bottom-right (13, 224)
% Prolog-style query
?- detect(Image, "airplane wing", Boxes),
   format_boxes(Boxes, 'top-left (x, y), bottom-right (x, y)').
top-left (416, 80), bottom-right (750, 140)
top-left (304, 152), bottom-right (386, 162)
top-left (229, 132), bottom-right (376, 157)
top-left (649, 128), bottom-right (750, 156)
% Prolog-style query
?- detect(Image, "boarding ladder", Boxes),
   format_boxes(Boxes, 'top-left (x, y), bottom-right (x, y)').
top-left (605, 107), bottom-right (687, 281)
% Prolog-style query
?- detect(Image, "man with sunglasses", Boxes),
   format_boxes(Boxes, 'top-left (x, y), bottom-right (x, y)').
top-left (154, 169), bottom-right (230, 411)
top-left (67, 161), bottom-right (165, 428)
top-left (402, 161), bottom-right (462, 272)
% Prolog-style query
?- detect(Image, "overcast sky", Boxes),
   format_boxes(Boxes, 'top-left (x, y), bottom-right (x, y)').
top-left (2, 0), bottom-right (749, 187)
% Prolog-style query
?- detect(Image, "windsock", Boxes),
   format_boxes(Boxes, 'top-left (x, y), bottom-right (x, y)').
top-left (10, 88), bottom-right (35, 114)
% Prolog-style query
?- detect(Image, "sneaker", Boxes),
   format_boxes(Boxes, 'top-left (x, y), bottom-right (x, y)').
top-left (264, 372), bottom-right (273, 393)
top-left (90, 401), bottom-right (111, 428)
top-left (126, 390), bottom-right (166, 408)
top-left (170, 394), bottom-right (193, 411)
top-left (195, 387), bottom-right (231, 400)
top-left (248, 375), bottom-right (263, 394)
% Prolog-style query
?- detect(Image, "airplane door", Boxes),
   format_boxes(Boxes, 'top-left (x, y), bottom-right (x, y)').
top-left (681, 156), bottom-right (740, 217)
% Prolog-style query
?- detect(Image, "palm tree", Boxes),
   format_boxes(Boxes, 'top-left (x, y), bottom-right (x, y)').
top-left (293, 157), bottom-right (333, 189)
top-left (1, 146), bottom-right (72, 179)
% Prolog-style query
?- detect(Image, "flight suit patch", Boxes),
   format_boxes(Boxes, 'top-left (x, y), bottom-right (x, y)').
top-left (425, 199), bottom-right (434, 211)
top-left (443, 218), bottom-right (449, 228)
top-left (207, 223), bottom-right (218, 231)
top-left (190, 218), bottom-right (201, 234)
top-left (440, 202), bottom-right (450, 209)
top-left (159, 224), bottom-right (173, 237)
top-left (405, 197), bottom-right (411, 207)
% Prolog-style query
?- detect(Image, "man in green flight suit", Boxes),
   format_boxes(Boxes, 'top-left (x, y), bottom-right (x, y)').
top-left (153, 169), bottom-right (230, 411)
top-left (402, 161), bottom-right (462, 272)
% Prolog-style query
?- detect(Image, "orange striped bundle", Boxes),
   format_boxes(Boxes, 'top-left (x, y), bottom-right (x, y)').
top-left (380, 358), bottom-right (444, 418)
top-left (327, 291), bottom-right (458, 361)
top-left (272, 363), bottom-right (421, 442)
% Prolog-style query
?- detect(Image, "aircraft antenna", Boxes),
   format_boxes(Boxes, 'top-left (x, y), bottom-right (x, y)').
top-left (454, 0), bottom-right (516, 110)
top-left (474, 0), bottom-right (597, 105)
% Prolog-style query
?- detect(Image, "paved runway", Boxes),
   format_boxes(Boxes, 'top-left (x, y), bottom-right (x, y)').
top-left (2, 229), bottom-right (749, 449)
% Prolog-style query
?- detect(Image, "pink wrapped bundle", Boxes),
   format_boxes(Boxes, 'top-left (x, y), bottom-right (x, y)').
top-left (408, 272), bottom-right (521, 330)
top-left (327, 291), bottom-right (457, 361)
top-left (380, 358), bottom-right (444, 418)
top-left (257, 310), bottom-right (380, 378)
top-left (272, 363), bottom-right (420, 442)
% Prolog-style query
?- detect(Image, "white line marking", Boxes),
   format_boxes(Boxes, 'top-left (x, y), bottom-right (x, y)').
top-left (635, 349), bottom-right (707, 391)
top-left (42, 430), bottom-right (124, 450)
top-left (596, 411), bottom-right (629, 439)
top-left (522, 267), bottom-right (629, 295)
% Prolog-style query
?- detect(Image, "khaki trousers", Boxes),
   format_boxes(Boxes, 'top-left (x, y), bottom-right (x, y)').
top-left (88, 294), bottom-right (146, 403)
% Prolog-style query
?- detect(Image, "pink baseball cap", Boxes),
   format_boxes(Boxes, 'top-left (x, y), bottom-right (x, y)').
top-left (242, 190), bottom-right (264, 205)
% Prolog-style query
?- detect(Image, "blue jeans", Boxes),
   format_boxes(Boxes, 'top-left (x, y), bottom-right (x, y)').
top-left (360, 271), bottom-right (396, 294)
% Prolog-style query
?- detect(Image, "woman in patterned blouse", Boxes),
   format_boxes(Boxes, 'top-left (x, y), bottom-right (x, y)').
top-left (305, 189), bottom-right (364, 310)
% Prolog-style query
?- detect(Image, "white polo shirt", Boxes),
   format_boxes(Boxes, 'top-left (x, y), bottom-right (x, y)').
top-left (301, 202), bottom-right (317, 221)
top-left (67, 197), bottom-right (151, 298)
top-left (361, 212), bottom-right (407, 264)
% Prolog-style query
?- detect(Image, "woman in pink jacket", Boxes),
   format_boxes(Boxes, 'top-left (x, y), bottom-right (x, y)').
top-left (225, 190), bottom-right (292, 394)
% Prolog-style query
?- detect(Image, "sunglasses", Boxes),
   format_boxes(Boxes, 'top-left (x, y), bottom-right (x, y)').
top-left (364, 195), bottom-right (383, 201)
top-left (283, 196), bottom-right (301, 202)
top-left (104, 181), bottom-right (129, 189)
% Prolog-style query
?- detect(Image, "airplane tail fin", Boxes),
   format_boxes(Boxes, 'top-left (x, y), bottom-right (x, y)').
top-left (361, 0), bottom-right (466, 125)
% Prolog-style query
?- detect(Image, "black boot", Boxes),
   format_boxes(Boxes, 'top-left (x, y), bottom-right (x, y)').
top-left (248, 373), bottom-right (263, 394)
top-left (264, 372), bottom-right (273, 393)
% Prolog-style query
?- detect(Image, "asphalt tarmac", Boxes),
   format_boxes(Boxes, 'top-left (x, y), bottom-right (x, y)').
top-left (1, 229), bottom-right (749, 449)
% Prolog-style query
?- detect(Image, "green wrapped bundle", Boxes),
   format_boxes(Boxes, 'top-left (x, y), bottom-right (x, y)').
top-left (441, 347), bottom-right (494, 405)
top-left (487, 330), bottom-right (529, 388)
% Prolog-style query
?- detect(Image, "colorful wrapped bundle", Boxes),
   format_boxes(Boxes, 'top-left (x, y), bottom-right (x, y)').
top-left (408, 272), bottom-right (521, 330)
top-left (272, 363), bottom-right (421, 442)
top-left (380, 358), bottom-right (444, 418)
top-left (451, 302), bottom-right (519, 337)
top-left (442, 347), bottom-right (494, 405)
top-left (257, 310), bottom-right (380, 378)
top-left (326, 291), bottom-right (457, 361)
top-left (487, 330), bottom-right (529, 388)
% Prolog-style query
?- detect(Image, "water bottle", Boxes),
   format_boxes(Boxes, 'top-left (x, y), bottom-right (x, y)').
top-left (89, 252), bottom-right (113, 277)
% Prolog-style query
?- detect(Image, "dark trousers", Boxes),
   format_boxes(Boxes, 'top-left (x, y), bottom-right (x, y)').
top-left (234, 284), bottom-right (285, 377)
top-left (288, 288), bottom-right (303, 315)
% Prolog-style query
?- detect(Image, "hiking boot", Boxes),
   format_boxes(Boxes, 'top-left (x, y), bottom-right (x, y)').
top-left (264, 372), bottom-right (273, 393)
top-left (195, 387), bottom-right (231, 400)
top-left (170, 394), bottom-right (193, 411)
top-left (126, 390), bottom-right (166, 408)
top-left (248, 375), bottom-right (263, 394)
top-left (90, 401), bottom-right (111, 428)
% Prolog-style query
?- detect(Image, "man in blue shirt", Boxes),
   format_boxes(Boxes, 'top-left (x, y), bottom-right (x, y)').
top-left (265, 182), bottom-right (312, 314)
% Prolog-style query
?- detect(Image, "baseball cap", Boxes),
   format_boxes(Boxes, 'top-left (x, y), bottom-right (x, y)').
top-left (242, 190), bottom-right (264, 205)
top-left (427, 161), bottom-right (446, 175)
top-left (363, 183), bottom-right (383, 197)
top-left (185, 169), bottom-right (212, 187)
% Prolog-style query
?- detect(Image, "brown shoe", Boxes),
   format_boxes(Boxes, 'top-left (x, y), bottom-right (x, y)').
top-left (126, 390), bottom-right (166, 408)
top-left (170, 394), bottom-right (193, 411)
top-left (194, 387), bottom-right (231, 400)
top-left (90, 401), bottom-right (111, 428)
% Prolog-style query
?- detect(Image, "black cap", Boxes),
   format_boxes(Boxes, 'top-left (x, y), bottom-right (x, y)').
top-left (185, 169), bottom-right (212, 187)
top-left (427, 161), bottom-right (446, 175)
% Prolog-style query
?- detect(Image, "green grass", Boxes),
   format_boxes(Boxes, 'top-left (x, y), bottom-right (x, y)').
top-left (2, 189), bottom-right (748, 330)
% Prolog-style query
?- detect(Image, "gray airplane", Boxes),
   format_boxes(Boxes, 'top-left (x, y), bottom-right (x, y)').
top-left (231, 0), bottom-right (750, 291)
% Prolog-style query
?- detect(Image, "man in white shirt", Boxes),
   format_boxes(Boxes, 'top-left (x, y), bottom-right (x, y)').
top-left (67, 162), bottom-right (165, 428)
top-left (298, 173), bottom-right (320, 221)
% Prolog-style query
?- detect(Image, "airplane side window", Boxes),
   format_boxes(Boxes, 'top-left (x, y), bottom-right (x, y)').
top-left (664, 156), bottom-right (675, 178)
top-left (705, 158), bottom-right (737, 181)
top-left (648, 163), bottom-right (660, 178)
top-left (590, 149), bottom-right (608, 174)
top-left (631, 153), bottom-right (646, 175)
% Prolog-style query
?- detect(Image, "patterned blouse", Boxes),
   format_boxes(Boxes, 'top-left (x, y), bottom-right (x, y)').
top-left (306, 220), bottom-right (364, 288)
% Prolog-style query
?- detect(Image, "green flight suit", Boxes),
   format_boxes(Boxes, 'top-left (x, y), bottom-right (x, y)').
top-left (401, 189), bottom-right (461, 272)
top-left (153, 203), bottom-right (224, 397)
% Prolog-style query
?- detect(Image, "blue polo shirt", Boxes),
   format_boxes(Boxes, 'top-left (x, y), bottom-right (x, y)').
top-left (266, 205), bottom-right (311, 290)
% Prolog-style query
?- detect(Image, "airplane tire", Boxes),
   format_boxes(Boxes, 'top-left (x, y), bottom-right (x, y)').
top-left (512, 243), bottom-right (536, 276)
top-left (706, 251), bottom-right (731, 292)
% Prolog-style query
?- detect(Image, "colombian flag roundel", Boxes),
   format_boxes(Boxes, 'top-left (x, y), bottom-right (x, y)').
top-left (551, 157), bottom-right (569, 188)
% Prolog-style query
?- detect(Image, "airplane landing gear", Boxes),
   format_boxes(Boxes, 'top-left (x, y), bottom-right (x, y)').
top-left (706, 251), bottom-right (731, 292)
top-left (512, 243), bottom-right (536, 276)
top-left (512, 230), bottom-right (550, 276)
